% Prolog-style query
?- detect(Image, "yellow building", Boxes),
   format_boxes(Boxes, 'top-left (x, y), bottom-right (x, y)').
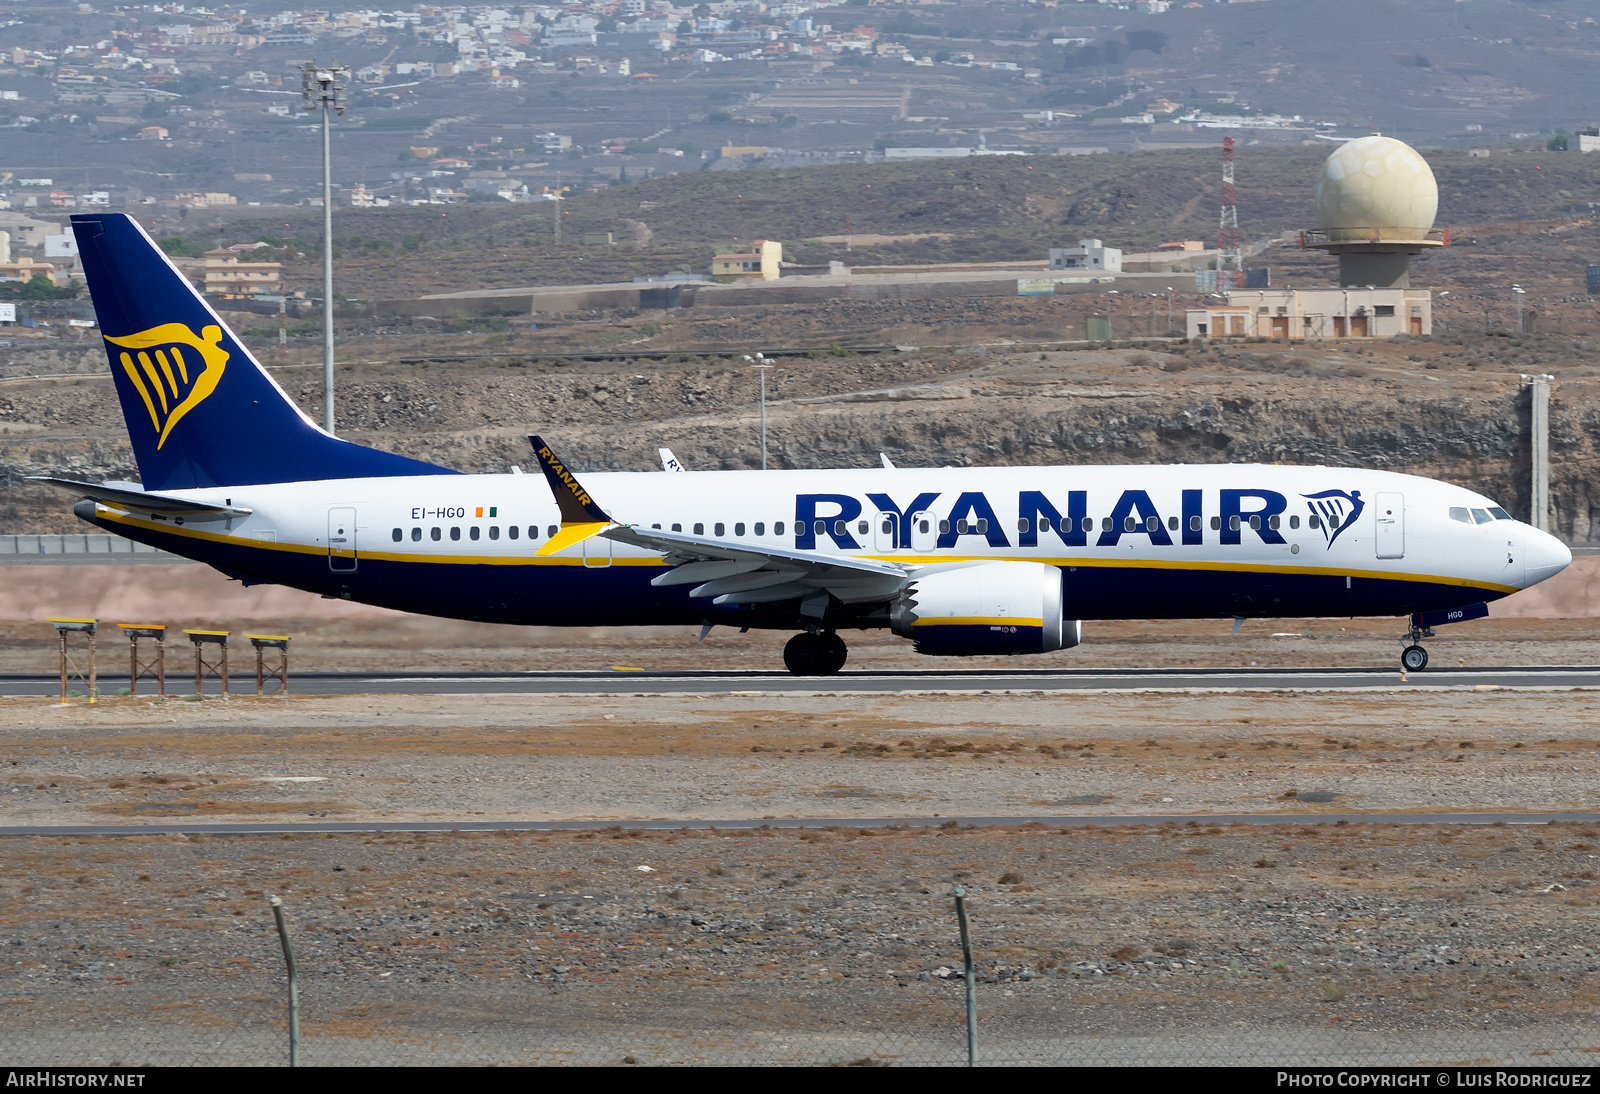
top-left (203, 248), bottom-right (282, 298)
top-left (711, 239), bottom-right (782, 282)
top-left (0, 255), bottom-right (56, 284)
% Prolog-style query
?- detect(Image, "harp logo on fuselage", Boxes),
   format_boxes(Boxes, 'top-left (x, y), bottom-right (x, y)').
top-left (104, 322), bottom-right (229, 450)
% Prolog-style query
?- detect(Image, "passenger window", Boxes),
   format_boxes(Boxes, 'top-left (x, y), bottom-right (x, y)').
top-left (1289, 515), bottom-right (1300, 530)
top-left (1081, 517), bottom-right (1093, 532)
top-left (529, 526), bottom-right (539, 540)
top-left (1210, 516), bottom-right (1221, 531)
top-left (939, 519), bottom-right (950, 534)
top-left (1249, 515), bottom-right (1261, 530)
top-left (755, 522), bottom-right (765, 536)
top-left (1229, 516), bottom-right (1241, 532)
top-left (1309, 515), bottom-right (1321, 530)
top-left (509, 526), bottom-right (519, 540)
top-left (775, 522), bottom-right (785, 535)
top-left (834, 520), bottom-right (847, 536)
top-left (814, 520), bottom-right (826, 535)
top-left (1168, 516), bottom-right (1179, 531)
top-left (957, 519), bottom-right (969, 534)
top-left (650, 524), bottom-right (660, 530)
top-left (430, 527), bottom-right (441, 541)
top-left (694, 523), bottom-right (705, 535)
top-left (856, 520), bottom-right (867, 535)
top-left (469, 526), bottom-right (480, 541)
top-left (1017, 518), bottom-right (1029, 533)
top-left (450, 527), bottom-right (461, 541)
top-left (671, 523), bottom-right (682, 532)
top-left (735, 522), bottom-right (745, 536)
top-left (1189, 516), bottom-right (1202, 532)
top-left (920, 520), bottom-right (931, 533)
top-left (1101, 517), bottom-right (1112, 531)
top-left (1449, 507), bottom-right (1471, 524)
top-left (714, 523), bottom-right (725, 536)
top-left (1471, 508), bottom-right (1492, 525)
top-left (1124, 516), bottom-right (1136, 532)
top-left (548, 525), bottom-right (558, 538)
top-left (489, 526), bottom-right (500, 540)
top-left (977, 518), bottom-right (988, 533)
top-left (391, 528), bottom-right (401, 542)
top-left (1268, 515), bottom-right (1280, 530)
top-left (1488, 507), bottom-right (1511, 520)
top-left (1146, 515), bottom-right (1159, 532)
top-left (411, 527), bottom-right (422, 541)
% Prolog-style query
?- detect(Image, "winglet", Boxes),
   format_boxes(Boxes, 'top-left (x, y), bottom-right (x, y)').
top-left (528, 435), bottom-right (611, 555)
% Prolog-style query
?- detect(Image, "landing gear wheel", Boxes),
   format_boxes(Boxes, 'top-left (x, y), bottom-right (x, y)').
top-left (1401, 645), bottom-right (1429, 672)
top-left (818, 631), bottom-right (848, 675)
top-left (783, 632), bottom-right (848, 676)
top-left (784, 633), bottom-right (824, 676)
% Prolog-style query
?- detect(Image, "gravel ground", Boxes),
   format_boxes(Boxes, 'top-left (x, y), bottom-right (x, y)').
top-left (4, 689), bottom-right (1600, 825)
top-left (2, 824), bottom-right (1598, 1065)
top-left (6, 623), bottom-right (1600, 1065)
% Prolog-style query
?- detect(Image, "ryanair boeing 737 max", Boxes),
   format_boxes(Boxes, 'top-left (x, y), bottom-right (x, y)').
top-left (35, 214), bottom-right (1573, 675)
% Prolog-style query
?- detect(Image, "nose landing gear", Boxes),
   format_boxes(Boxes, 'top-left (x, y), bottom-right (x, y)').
top-left (784, 631), bottom-right (848, 676)
top-left (1400, 615), bottom-right (1434, 672)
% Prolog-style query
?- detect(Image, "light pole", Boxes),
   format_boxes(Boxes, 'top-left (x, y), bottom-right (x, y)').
top-left (1106, 290), bottom-right (1118, 341)
top-left (1512, 283), bottom-right (1526, 334)
top-left (302, 61), bottom-right (348, 434)
top-left (1166, 286), bottom-right (1174, 335)
top-left (744, 354), bottom-right (772, 469)
top-left (1436, 290), bottom-right (1449, 335)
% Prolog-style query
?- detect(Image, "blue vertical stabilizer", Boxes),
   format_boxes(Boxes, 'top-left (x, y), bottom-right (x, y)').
top-left (72, 213), bottom-right (456, 490)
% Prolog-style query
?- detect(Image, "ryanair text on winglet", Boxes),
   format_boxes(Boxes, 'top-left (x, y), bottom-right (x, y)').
top-left (538, 445), bottom-right (595, 507)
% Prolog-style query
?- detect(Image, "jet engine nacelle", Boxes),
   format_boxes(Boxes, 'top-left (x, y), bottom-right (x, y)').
top-left (890, 561), bottom-right (1081, 656)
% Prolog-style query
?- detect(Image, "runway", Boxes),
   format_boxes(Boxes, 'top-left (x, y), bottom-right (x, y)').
top-left (2, 812), bottom-right (1597, 838)
top-left (6, 665), bottom-right (1600, 696)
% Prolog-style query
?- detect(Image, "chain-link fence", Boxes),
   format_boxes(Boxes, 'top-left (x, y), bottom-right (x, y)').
top-left (5, 907), bottom-right (1598, 1067)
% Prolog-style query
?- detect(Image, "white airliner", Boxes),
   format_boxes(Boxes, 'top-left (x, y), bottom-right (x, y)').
top-left (36, 214), bottom-right (1572, 675)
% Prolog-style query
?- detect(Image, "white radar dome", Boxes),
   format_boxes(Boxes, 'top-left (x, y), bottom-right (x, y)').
top-left (1314, 135), bottom-right (1438, 241)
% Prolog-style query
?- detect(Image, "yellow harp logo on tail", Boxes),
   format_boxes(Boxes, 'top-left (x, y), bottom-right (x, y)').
top-left (104, 323), bottom-right (229, 450)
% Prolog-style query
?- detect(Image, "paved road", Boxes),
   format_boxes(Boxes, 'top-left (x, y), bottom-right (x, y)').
top-left (7, 665), bottom-right (1600, 697)
top-left (2, 812), bottom-right (1596, 838)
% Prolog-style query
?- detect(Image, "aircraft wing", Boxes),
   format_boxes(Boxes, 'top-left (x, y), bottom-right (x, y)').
top-left (526, 435), bottom-right (909, 613)
top-left (28, 477), bottom-right (252, 520)
top-left (604, 523), bottom-right (910, 612)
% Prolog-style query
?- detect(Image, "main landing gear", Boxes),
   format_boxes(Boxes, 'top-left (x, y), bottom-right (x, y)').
top-left (784, 631), bottom-right (848, 676)
top-left (1400, 617), bottom-right (1434, 672)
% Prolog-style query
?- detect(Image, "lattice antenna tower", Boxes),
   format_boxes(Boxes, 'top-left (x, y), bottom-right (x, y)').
top-left (1218, 136), bottom-right (1243, 291)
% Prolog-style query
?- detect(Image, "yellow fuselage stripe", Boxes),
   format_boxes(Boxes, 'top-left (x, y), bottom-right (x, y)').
top-left (93, 508), bottom-right (1517, 591)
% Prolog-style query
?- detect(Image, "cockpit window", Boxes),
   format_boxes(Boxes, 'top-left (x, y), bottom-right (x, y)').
top-left (1449, 507), bottom-right (1471, 524)
top-left (1471, 508), bottom-right (1492, 525)
top-left (1488, 507), bottom-right (1511, 521)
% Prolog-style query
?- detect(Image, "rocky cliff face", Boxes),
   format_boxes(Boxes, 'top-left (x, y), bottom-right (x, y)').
top-left (1, 343), bottom-right (1590, 542)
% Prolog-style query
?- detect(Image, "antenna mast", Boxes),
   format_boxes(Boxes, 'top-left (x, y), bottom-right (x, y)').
top-left (1218, 136), bottom-right (1242, 291)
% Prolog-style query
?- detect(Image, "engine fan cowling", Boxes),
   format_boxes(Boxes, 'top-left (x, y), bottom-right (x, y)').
top-left (890, 561), bottom-right (1081, 656)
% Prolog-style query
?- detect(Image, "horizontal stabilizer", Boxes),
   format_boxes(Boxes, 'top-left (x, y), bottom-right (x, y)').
top-left (29, 477), bottom-right (252, 519)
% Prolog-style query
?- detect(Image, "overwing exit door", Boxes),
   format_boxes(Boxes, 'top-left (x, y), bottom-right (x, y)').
top-left (328, 507), bottom-right (357, 571)
top-left (1374, 492), bottom-right (1404, 559)
top-left (873, 512), bottom-right (897, 552)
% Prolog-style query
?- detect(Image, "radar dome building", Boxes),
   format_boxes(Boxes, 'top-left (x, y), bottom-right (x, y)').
top-left (1305, 135), bottom-right (1446, 288)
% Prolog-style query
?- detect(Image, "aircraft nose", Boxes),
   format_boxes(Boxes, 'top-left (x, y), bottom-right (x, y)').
top-left (1522, 527), bottom-right (1572, 588)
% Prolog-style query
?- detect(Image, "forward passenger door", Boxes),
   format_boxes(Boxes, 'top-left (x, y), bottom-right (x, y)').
top-left (1374, 493), bottom-right (1404, 559)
